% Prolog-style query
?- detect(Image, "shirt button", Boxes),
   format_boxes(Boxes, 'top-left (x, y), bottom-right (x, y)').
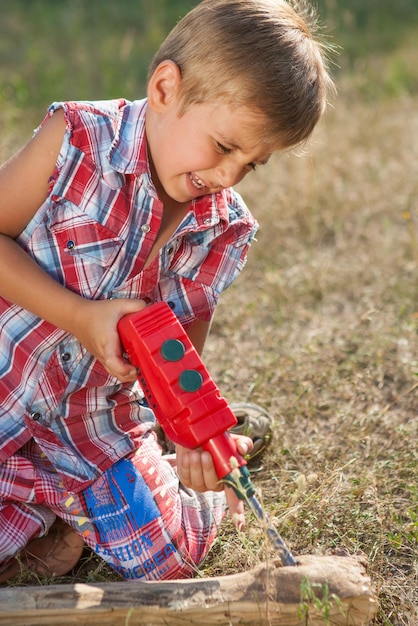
top-left (66, 240), bottom-right (75, 250)
top-left (61, 352), bottom-right (71, 362)
top-left (141, 224), bottom-right (151, 233)
top-left (166, 245), bottom-right (174, 255)
top-left (31, 411), bottom-right (42, 421)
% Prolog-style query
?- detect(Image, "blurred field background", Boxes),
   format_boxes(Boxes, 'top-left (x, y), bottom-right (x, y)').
top-left (1, 1), bottom-right (417, 624)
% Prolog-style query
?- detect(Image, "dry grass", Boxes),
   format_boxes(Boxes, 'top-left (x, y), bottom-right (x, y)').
top-left (201, 93), bottom-right (417, 624)
top-left (1, 82), bottom-right (417, 626)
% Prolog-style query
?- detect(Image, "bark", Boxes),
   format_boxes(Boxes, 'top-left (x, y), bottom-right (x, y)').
top-left (0, 554), bottom-right (377, 626)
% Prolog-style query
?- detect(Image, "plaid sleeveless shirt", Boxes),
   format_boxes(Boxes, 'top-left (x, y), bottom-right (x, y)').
top-left (0, 99), bottom-right (257, 492)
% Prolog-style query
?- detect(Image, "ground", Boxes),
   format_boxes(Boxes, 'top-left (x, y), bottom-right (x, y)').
top-left (2, 93), bottom-right (417, 625)
top-left (202, 93), bottom-right (417, 625)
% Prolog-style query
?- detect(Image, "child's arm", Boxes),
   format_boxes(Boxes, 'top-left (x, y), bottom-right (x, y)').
top-left (0, 111), bottom-right (145, 381)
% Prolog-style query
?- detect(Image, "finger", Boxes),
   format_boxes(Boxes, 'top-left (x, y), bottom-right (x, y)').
top-left (200, 450), bottom-right (223, 491)
top-left (188, 450), bottom-right (210, 492)
top-left (231, 434), bottom-right (254, 457)
top-left (177, 449), bottom-right (192, 487)
top-left (104, 355), bottom-right (137, 382)
top-left (115, 298), bottom-right (148, 318)
top-left (225, 486), bottom-right (245, 530)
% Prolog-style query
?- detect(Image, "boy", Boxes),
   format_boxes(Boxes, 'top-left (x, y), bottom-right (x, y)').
top-left (0, 0), bottom-right (334, 582)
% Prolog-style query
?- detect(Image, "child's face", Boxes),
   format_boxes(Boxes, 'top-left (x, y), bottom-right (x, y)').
top-left (147, 99), bottom-right (274, 205)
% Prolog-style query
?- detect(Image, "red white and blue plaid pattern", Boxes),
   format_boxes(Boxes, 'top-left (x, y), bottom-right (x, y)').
top-left (0, 99), bottom-right (257, 491)
top-left (0, 436), bottom-right (226, 579)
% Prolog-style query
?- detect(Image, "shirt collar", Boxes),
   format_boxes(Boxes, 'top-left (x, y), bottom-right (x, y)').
top-left (191, 191), bottom-right (230, 228)
top-left (107, 98), bottom-right (149, 175)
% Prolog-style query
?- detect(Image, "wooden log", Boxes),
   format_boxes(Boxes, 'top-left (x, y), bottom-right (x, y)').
top-left (0, 554), bottom-right (377, 626)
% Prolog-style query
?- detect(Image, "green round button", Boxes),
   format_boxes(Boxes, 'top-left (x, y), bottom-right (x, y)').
top-left (161, 339), bottom-right (186, 362)
top-left (179, 369), bottom-right (203, 392)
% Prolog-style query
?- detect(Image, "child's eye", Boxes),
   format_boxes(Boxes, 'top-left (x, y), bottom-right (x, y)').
top-left (216, 141), bottom-right (258, 172)
top-left (216, 142), bottom-right (232, 155)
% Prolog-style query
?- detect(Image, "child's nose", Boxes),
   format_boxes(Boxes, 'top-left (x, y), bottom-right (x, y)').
top-left (215, 161), bottom-right (243, 189)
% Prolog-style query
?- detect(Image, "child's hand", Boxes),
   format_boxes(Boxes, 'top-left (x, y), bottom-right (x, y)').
top-left (71, 297), bottom-right (147, 382)
top-left (175, 434), bottom-right (253, 529)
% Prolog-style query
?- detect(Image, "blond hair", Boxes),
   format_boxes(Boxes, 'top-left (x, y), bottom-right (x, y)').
top-left (148, 0), bottom-right (335, 149)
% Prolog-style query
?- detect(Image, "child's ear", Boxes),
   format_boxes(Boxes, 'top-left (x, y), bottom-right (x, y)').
top-left (147, 60), bottom-right (182, 112)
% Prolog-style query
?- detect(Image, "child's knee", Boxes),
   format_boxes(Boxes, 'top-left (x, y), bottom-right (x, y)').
top-left (0, 503), bottom-right (54, 562)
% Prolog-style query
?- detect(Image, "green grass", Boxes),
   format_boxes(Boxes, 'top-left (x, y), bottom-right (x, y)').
top-left (0, 0), bottom-right (195, 139)
top-left (1, 0), bottom-right (418, 142)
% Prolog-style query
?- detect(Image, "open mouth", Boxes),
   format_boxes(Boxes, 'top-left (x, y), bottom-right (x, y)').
top-left (189, 173), bottom-right (207, 190)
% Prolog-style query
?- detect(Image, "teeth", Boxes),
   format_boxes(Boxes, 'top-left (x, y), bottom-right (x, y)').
top-left (190, 173), bottom-right (206, 189)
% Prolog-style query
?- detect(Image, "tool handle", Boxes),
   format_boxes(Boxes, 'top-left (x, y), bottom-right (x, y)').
top-left (118, 302), bottom-right (247, 479)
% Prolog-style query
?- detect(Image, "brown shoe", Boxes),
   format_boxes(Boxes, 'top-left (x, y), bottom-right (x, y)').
top-left (229, 402), bottom-right (273, 468)
top-left (0, 557), bottom-right (21, 584)
top-left (0, 518), bottom-right (84, 583)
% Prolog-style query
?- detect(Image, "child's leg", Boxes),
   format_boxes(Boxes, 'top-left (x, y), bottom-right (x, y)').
top-left (0, 452), bottom-right (57, 566)
top-left (0, 447), bottom-right (84, 581)
top-left (54, 432), bottom-right (227, 580)
top-left (0, 501), bottom-right (55, 566)
top-left (0, 434), bottom-right (227, 581)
